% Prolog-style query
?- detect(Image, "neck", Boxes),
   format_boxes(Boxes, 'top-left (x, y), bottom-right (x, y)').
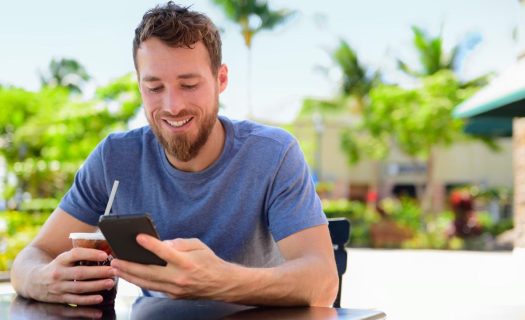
top-left (165, 118), bottom-right (225, 172)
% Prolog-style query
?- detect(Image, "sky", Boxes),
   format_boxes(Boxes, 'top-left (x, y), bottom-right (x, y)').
top-left (0, 0), bottom-right (523, 123)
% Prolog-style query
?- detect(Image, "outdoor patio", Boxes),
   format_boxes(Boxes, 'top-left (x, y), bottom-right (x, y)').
top-left (342, 248), bottom-right (525, 320)
top-left (2, 248), bottom-right (524, 319)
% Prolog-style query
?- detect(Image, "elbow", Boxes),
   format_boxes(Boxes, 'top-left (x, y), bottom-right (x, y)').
top-left (310, 267), bottom-right (339, 307)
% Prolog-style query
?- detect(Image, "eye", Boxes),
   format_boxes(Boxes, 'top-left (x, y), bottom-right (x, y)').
top-left (148, 86), bottom-right (163, 93)
top-left (181, 84), bottom-right (198, 90)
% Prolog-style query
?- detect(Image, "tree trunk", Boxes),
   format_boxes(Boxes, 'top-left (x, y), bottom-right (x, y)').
top-left (513, 118), bottom-right (525, 249)
top-left (422, 148), bottom-right (435, 215)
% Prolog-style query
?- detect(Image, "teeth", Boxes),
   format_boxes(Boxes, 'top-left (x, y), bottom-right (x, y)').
top-left (166, 118), bottom-right (191, 128)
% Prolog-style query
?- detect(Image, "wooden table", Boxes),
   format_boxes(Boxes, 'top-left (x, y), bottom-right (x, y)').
top-left (1, 293), bottom-right (386, 319)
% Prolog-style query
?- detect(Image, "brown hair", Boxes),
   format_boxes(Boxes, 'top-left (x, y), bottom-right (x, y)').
top-left (133, 2), bottom-right (222, 75)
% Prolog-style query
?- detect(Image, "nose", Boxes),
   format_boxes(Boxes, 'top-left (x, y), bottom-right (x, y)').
top-left (163, 87), bottom-right (185, 115)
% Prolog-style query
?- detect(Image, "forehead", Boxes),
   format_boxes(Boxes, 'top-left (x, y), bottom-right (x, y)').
top-left (136, 38), bottom-right (213, 80)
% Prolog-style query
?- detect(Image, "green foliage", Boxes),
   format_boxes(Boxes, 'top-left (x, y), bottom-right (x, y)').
top-left (402, 210), bottom-right (460, 250)
top-left (39, 58), bottom-right (91, 94)
top-left (488, 218), bottom-right (513, 236)
top-left (379, 197), bottom-right (422, 232)
top-left (322, 198), bottom-right (508, 250)
top-left (397, 26), bottom-right (482, 78)
top-left (212, 0), bottom-right (295, 48)
top-left (334, 40), bottom-right (380, 100)
top-left (0, 69), bottom-right (141, 205)
top-left (0, 210), bottom-right (52, 271)
top-left (322, 199), bottom-right (378, 247)
top-left (356, 70), bottom-right (467, 160)
top-left (300, 40), bottom-right (380, 118)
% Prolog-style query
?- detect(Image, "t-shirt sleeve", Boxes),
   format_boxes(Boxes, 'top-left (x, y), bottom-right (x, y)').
top-left (266, 139), bottom-right (327, 241)
top-left (58, 139), bottom-right (109, 226)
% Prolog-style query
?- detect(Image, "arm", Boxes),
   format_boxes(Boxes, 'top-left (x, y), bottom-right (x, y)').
top-left (111, 224), bottom-right (339, 306)
top-left (11, 208), bottom-right (116, 305)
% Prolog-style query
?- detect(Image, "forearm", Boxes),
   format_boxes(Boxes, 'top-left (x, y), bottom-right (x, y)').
top-left (220, 255), bottom-right (338, 307)
top-left (11, 245), bottom-right (54, 299)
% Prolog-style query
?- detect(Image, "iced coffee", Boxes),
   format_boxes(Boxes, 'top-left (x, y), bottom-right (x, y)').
top-left (69, 232), bottom-right (117, 306)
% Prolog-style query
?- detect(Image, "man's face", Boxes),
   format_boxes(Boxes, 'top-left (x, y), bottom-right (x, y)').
top-left (136, 38), bottom-right (227, 162)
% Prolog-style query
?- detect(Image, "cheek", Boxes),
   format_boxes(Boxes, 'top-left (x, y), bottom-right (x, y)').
top-left (189, 87), bottom-right (214, 106)
top-left (141, 91), bottom-right (161, 112)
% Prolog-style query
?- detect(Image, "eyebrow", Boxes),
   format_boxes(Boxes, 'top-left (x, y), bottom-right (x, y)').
top-left (141, 73), bottom-right (202, 82)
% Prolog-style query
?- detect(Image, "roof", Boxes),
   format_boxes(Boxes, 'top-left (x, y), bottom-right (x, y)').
top-left (453, 58), bottom-right (525, 119)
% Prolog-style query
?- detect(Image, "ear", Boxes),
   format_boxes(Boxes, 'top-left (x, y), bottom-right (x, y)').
top-left (217, 64), bottom-right (228, 93)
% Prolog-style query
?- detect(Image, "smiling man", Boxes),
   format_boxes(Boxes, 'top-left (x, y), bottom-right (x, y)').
top-left (11, 2), bottom-right (338, 307)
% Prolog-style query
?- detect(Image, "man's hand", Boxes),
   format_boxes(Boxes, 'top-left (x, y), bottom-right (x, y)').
top-left (111, 235), bottom-right (234, 299)
top-left (111, 225), bottom-right (338, 306)
top-left (29, 247), bottom-right (116, 305)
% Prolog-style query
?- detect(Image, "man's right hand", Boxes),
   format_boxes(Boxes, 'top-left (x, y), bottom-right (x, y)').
top-left (29, 247), bottom-right (116, 305)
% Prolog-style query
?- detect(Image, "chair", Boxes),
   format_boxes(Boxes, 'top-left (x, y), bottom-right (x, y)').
top-left (328, 218), bottom-right (351, 308)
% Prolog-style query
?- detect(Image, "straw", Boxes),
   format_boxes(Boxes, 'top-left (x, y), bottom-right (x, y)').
top-left (103, 180), bottom-right (119, 216)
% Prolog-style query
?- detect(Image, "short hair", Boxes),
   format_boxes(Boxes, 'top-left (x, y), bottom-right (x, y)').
top-left (133, 2), bottom-right (222, 75)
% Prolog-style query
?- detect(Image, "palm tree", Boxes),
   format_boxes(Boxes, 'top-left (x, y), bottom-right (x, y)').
top-left (397, 26), bottom-right (488, 213)
top-left (302, 40), bottom-right (380, 118)
top-left (211, 0), bottom-right (295, 118)
top-left (300, 40), bottom-right (381, 183)
top-left (39, 58), bottom-right (91, 94)
top-left (397, 26), bottom-right (486, 85)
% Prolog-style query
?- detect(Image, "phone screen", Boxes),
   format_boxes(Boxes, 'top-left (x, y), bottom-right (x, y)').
top-left (98, 213), bottom-right (167, 266)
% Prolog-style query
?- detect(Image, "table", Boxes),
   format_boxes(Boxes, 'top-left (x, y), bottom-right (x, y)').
top-left (0, 293), bottom-right (386, 320)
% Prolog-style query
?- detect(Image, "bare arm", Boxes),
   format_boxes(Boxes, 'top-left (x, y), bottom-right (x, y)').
top-left (11, 208), bottom-right (116, 305)
top-left (226, 224), bottom-right (339, 306)
top-left (111, 224), bottom-right (339, 306)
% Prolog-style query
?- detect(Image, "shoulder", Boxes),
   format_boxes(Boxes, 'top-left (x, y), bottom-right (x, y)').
top-left (224, 116), bottom-right (296, 151)
top-left (102, 126), bottom-right (155, 148)
top-left (105, 126), bottom-right (154, 143)
top-left (97, 126), bottom-right (156, 158)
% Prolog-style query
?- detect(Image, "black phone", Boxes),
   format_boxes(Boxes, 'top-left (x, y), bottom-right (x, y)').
top-left (98, 213), bottom-right (167, 266)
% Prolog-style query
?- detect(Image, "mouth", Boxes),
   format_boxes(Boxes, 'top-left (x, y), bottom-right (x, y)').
top-left (162, 116), bottom-right (194, 130)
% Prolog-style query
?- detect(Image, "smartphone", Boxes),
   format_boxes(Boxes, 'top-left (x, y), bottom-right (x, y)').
top-left (98, 213), bottom-right (167, 266)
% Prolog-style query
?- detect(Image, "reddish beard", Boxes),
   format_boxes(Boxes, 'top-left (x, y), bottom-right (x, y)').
top-left (148, 106), bottom-right (218, 162)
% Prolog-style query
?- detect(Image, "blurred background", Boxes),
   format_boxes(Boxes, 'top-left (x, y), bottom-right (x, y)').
top-left (1, 0), bottom-right (525, 319)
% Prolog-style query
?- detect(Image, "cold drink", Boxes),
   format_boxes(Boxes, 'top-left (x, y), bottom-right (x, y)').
top-left (69, 232), bottom-right (117, 306)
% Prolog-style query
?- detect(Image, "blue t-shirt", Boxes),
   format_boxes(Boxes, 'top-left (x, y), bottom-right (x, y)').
top-left (59, 116), bottom-right (326, 269)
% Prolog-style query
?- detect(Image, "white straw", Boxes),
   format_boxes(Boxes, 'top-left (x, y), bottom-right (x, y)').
top-left (104, 180), bottom-right (120, 216)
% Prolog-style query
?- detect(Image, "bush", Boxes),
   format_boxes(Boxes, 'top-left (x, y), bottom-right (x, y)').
top-left (322, 198), bottom-right (505, 250)
top-left (0, 210), bottom-right (51, 271)
top-left (322, 199), bottom-right (378, 247)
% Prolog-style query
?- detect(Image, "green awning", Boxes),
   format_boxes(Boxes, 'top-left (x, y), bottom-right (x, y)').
top-left (454, 59), bottom-right (525, 119)
top-left (463, 117), bottom-right (512, 137)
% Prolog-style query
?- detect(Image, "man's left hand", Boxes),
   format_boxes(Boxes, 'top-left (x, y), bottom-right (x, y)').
top-left (111, 235), bottom-right (235, 299)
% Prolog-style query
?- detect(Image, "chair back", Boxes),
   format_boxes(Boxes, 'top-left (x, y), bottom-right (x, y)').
top-left (328, 218), bottom-right (351, 308)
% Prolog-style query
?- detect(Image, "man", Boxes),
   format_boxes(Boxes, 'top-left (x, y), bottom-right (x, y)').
top-left (11, 2), bottom-right (338, 307)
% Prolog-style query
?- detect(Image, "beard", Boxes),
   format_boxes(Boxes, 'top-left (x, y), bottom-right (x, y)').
top-left (148, 103), bottom-right (218, 163)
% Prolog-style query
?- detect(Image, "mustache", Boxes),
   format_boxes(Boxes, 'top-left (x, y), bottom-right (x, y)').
top-left (157, 109), bottom-right (197, 119)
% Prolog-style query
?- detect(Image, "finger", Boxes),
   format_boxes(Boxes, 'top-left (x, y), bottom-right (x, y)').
top-left (58, 248), bottom-right (109, 266)
top-left (115, 267), bottom-right (181, 297)
top-left (111, 258), bottom-right (161, 280)
top-left (61, 278), bottom-right (116, 295)
top-left (111, 258), bottom-right (175, 289)
top-left (136, 234), bottom-right (185, 265)
top-left (56, 292), bottom-right (104, 306)
top-left (63, 265), bottom-right (115, 281)
top-left (165, 238), bottom-right (205, 251)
